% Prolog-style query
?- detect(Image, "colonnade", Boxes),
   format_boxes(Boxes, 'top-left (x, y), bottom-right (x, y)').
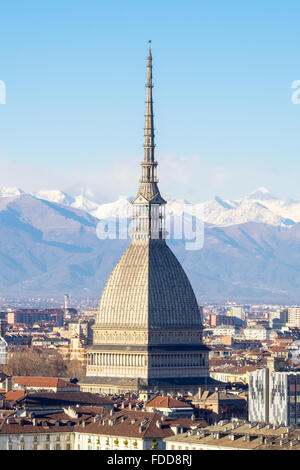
top-left (87, 352), bottom-right (207, 368)
top-left (87, 353), bottom-right (146, 367)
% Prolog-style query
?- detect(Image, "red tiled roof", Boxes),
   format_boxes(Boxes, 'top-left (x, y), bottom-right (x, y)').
top-left (4, 390), bottom-right (26, 401)
top-left (219, 366), bottom-right (258, 374)
top-left (75, 410), bottom-right (187, 439)
top-left (0, 409), bottom-right (207, 438)
top-left (0, 420), bottom-right (76, 435)
top-left (146, 396), bottom-right (191, 409)
top-left (12, 377), bottom-right (77, 389)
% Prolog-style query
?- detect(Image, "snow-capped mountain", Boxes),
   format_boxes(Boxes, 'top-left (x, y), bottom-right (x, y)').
top-left (84, 191), bottom-right (295, 228)
top-left (33, 189), bottom-right (75, 206)
top-left (0, 186), bottom-right (24, 198)
top-left (1, 186), bottom-right (300, 228)
top-left (247, 187), bottom-right (278, 201)
top-left (246, 189), bottom-right (300, 223)
top-left (71, 195), bottom-right (100, 213)
top-left (194, 196), bottom-right (294, 227)
top-left (90, 197), bottom-right (131, 220)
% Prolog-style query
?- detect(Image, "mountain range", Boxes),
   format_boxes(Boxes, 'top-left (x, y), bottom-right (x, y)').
top-left (0, 186), bottom-right (300, 304)
top-left (2, 185), bottom-right (299, 227)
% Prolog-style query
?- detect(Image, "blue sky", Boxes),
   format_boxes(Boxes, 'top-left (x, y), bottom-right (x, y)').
top-left (0, 0), bottom-right (300, 203)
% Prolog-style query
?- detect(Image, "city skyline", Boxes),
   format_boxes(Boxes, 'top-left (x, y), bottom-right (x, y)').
top-left (1, 2), bottom-right (300, 456)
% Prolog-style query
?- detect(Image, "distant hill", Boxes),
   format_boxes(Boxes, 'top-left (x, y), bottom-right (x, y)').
top-left (0, 192), bottom-right (300, 303)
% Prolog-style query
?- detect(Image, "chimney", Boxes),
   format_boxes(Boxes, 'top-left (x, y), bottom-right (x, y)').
top-left (173, 425), bottom-right (180, 435)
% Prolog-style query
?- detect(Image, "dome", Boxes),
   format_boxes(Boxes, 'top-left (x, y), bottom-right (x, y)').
top-left (96, 239), bottom-right (202, 330)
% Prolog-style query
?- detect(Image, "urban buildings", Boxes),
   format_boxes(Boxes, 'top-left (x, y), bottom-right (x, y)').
top-left (244, 325), bottom-right (271, 341)
top-left (0, 388), bottom-right (206, 451)
top-left (212, 325), bottom-right (240, 337)
top-left (7, 309), bottom-right (64, 327)
top-left (10, 377), bottom-right (80, 393)
top-left (230, 306), bottom-right (244, 323)
top-left (0, 409), bottom-right (204, 451)
top-left (164, 421), bottom-right (300, 450)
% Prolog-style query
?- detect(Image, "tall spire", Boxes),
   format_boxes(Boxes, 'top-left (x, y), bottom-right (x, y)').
top-left (132, 42), bottom-right (165, 204)
top-left (144, 41), bottom-right (155, 164)
top-left (131, 43), bottom-right (166, 241)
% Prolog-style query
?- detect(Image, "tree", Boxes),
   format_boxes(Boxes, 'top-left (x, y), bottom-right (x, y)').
top-left (3, 349), bottom-right (68, 377)
top-left (65, 359), bottom-right (86, 379)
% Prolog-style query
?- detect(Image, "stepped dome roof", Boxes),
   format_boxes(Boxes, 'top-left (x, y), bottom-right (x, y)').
top-left (96, 239), bottom-right (201, 330)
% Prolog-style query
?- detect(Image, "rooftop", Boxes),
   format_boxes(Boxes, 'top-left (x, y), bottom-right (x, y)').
top-left (146, 396), bottom-right (192, 409)
top-left (165, 421), bottom-right (300, 450)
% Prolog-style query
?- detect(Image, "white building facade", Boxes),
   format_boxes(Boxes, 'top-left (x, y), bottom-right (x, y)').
top-left (0, 337), bottom-right (7, 366)
top-left (248, 368), bottom-right (269, 423)
top-left (243, 326), bottom-right (270, 341)
top-left (249, 368), bottom-right (300, 426)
